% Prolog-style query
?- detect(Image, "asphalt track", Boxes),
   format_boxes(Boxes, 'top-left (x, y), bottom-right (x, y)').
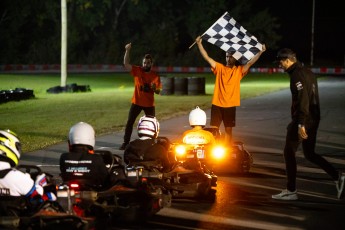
top-left (21, 76), bottom-right (345, 229)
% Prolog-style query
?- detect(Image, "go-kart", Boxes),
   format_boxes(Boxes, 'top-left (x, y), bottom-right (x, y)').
top-left (173, 139), bottom-right (253, 174)
top-left (0, 165), bottom-right (88, 230)
top-left (125, 137), bottom-right (216, 202)
top-left (223, 141), bottom-right (253, 174)
top-left (57, 149), bottom-right (166, 227)
top-left (197, 127), bottom-right (254, 174)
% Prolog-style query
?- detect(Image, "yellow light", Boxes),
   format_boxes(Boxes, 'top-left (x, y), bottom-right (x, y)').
top-left (212, 146), bottom-right (225, 159)
top-left (175, 145), bottom-right (186, 156)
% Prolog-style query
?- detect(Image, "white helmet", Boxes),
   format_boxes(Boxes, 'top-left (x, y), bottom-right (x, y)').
top-left (189, 106), bottom-right (207, 127)
top-left (0, 130), bottom-right (21, 167)
top-left (137, 115), bottom-right (160, 138)
top-left (69, 122), bottom-right (95, 148)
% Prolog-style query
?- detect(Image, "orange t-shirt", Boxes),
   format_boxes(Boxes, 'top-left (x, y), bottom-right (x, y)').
top-left (211, 62), bottom-right (247, 107)
top-left (182, 128), bottom-right (216, 145)
top-left (130, 65), bottom-right (162, 107)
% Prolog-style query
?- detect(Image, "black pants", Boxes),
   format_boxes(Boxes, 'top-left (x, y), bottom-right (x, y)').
top-left (210, 104), bottom-right (236, 127)
top-left (210, 104), bottom-right (236, 145)
top-left (284, 121), bottom-right (338, 191)
top-left (123, 103), bottom-right (155, 143)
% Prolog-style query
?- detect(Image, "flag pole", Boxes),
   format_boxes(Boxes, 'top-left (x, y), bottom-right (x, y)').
top-left (188, 34), bottom-right (205, 49)
top-left (189, 41), bottom-right (196, 49)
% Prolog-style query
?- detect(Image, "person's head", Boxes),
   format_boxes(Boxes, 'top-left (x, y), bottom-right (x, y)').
top-left (0, 130), bottom-right (21, 167)
top-left (226, 51), bottom-right (238, 67)
top-left (137, 115), bottom-right (160, 139)
top-left (189, 106), bottom-right (207, 128)
top-left (276, 48), bottom-right (297, 71)
top-left (142, 54), bottom-right (153, 72)
top-left (68, 122), bottom-right (95, 153)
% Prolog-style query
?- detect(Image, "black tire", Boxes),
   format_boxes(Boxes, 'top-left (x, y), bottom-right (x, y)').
top-left (196, 188), bottom-right (216, 203)
top-left (240, 150), bottom-right (253, 174)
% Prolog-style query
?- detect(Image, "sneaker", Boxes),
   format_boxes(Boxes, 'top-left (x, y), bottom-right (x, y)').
top-left (335, 171), bottom-right (345, 199)
top-left (272, 189), bottom-right (298, 200)
top-left (119, 142), bottom-right (128, 150)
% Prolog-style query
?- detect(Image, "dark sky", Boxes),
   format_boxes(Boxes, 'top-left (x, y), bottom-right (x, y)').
top-left (255, 0), bottom-right (344, 66)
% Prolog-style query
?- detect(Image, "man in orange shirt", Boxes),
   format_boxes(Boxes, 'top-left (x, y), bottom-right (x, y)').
top-left (195, 36), bottom-right (266, 146)
top-left (119, 43), bottom-right (162, 150)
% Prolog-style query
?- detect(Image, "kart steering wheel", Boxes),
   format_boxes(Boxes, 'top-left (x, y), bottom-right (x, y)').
top-left (95, 149), bottom-right (115, 173)
top-left (157, 136), bottom-right (171, 150)
top-left (16, 164), bottom-right (43, 180)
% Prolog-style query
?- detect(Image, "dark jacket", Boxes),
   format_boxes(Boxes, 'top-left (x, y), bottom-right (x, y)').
top-left (286, 61), bottom-right (320, 127)
top-left (124, 138), bottom-right (170, 170)
top-left (59, 148), bottom-right (109, 188)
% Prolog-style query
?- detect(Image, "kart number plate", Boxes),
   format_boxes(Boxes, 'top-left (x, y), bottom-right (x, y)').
top-left (197, 150), bottom-right (205, 159)
top-left (127, 171), bottom-right (137, 177)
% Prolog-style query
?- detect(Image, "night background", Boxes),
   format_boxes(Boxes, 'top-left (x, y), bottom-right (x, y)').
top-left (0, 0), bottom-right (344, 67)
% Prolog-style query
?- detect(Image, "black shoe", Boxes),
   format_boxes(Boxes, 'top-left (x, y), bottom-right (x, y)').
top-left (119, 142), bottom-right (128, 150)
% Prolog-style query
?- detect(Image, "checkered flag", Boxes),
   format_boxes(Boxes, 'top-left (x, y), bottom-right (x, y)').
top-left (202, 12), bottom-right (263, 65)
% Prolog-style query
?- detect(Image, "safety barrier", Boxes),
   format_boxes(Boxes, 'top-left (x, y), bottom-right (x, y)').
top-left (160, 76), bottom-right (205, 96)
top-left (1, 64), bottom-right (344, 75)
top-left (0, 88), bottom-right (35, 104)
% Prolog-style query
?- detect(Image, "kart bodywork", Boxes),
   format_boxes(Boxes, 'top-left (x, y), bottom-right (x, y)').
top-left (56, 150), bottom-right (167, 227)
top-left (0, 165), bottom-right (88, 230)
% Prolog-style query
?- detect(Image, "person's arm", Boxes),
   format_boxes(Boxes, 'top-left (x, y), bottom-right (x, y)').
top-left (196, 36), bottom-right (216, 69)
top-left (123, 43), bottom-right (132, 71)
top-left (296, 73), bottom-right (309, 139)
top-left (151, 75), bottom-right (162, 94)
top-left (242, 44), bottom-right (266, 73)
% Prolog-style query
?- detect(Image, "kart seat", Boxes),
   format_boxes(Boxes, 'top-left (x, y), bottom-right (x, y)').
top-left (203, 126), bottom-right (221, 140)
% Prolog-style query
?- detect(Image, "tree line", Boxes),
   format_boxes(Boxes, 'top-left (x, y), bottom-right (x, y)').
top-left (0, 0), bottom-right (281, 66)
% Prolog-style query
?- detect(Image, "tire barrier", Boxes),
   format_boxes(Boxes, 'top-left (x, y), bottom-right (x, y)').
top-left (160, 76), bottom-right (205, 96)
top-left (188, 77), bottom-right (205, 95)
top-left (160, 76), bottom-right (174, 95)
top-left (46, 83), bottom-right (91, 94)
top-left (173, 77), bottom-right (188, 95)
top-left (0, 88), bottom-right (35, 104)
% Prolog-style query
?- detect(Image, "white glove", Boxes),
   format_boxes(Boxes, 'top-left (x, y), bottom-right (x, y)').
top-left (35, 184), bottom-right (44, 196)
top-left (35, 173), bottom-right (47, 187)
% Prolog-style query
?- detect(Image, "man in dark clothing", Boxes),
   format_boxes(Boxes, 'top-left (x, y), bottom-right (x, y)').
top-left (60, 122), bottom-right (110, 190)
top-left (272, 48), bottom-right (345, 200)
top-left (124, 115), bottom-right (171, 172)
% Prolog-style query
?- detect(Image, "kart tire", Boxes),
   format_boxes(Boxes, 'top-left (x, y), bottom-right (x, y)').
top-left (236, 150), bottom-right (252, 174)
top-left (205, 188), bottom-right (217, 203)
top-left (242, 150), bottom-right (253, 174)
top-left (196, 188), bottom-right (216, 203)
top-left (120, 204), bottom-right (146, 223)
top-left (195, 180), bottom-right (212, 199)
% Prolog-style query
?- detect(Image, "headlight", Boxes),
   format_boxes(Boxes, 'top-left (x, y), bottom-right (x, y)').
top-left (212, 146), bottom-right (225, 160)
top-left (175, 145), bottom-right (186, 157)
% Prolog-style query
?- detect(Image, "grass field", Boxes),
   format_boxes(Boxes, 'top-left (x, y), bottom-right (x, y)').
top-left (0, 72), bottom-right (290, 153)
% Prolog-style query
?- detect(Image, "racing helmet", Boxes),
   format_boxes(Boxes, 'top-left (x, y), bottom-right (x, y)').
top-left (137, 115), bottom-right (160, 138)
top-left (0, 130), bottom-right (22, 167)
top-left (189, 106), bottom-right (207, 127)
top-left (69, 122), bottom-right (95, 148)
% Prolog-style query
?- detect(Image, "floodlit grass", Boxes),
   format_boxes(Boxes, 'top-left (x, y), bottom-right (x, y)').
top-left (0, 72), bottom-right (289, 153)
